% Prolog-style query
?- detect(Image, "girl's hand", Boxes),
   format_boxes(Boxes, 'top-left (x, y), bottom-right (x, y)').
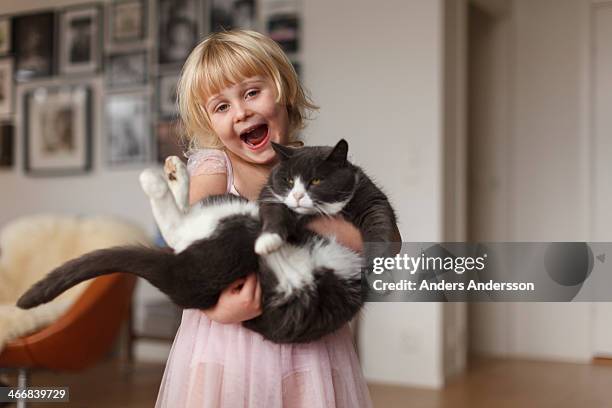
top-left (307, 216), bottom-right (364, 253)
top-left (202, 273), bottom-right (262, 324)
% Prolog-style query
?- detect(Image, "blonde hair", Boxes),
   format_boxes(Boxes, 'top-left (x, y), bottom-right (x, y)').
top-left (177, 30), bottom-right (317, 151)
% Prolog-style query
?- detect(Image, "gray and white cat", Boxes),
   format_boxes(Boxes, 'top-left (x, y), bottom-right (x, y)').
top-left (17, 140), bottom-right (397, 343)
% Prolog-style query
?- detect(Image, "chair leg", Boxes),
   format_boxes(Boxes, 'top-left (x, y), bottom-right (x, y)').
top-left (16, 368), bottom-right (28, 408)
top-left (126, 299), bottom-right (134, 364)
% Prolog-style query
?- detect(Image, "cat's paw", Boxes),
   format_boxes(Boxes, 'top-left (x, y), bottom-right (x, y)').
top-left (255, 232), bottom-right (284, 255)
top-left (164, 156), bottom-right (189, 212)
top-left (140, 169), bottom-right (169, 199)
top-left (164, 156), bottom-right (188, 184)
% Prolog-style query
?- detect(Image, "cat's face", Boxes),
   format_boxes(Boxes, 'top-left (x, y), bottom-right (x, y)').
top-left (267, 140), bottom-right (356, 215)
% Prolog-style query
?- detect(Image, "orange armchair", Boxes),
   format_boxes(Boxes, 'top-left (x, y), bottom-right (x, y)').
top-left (0, 273), bottom-right (136, 407)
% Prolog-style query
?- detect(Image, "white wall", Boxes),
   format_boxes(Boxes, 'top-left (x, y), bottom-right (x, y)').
top-left (303, 0), bottom-right (455, 388)
top-left (469, 0), bottom-right (596, 362)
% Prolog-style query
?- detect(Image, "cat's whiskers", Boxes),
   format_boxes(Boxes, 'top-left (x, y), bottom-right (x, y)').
top-left (314, 203), bottom-right (333, 218)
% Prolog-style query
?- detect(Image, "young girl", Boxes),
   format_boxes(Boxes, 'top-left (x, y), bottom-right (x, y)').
top-left (155, 30), bottom-right (377, 408)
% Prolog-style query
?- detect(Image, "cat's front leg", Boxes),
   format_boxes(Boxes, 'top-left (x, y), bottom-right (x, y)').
top-left (164, 156), bottom-right (190, 213)
top-left (139, 168), bottom-right (185, 250)
top-left (255, 202), bottom-right (293, 255)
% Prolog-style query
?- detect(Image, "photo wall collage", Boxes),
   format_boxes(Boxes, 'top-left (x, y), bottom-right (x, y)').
top-left (0, 0), bottom-right (301, 176)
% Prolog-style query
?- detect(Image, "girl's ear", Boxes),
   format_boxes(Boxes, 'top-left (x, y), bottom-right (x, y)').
top-left (271, 142), bottom-right (296, 161)
top-left (326, 139), bottom-right (349, 165)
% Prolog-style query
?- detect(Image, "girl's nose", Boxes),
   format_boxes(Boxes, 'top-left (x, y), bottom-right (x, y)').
top-left (233, 102), bottom-right (251, 123)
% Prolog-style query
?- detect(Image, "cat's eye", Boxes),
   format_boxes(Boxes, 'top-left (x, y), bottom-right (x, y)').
top-left (310, 178), bottom-right (321, 186)
top-left (287, 178), bottom-right (294, 186)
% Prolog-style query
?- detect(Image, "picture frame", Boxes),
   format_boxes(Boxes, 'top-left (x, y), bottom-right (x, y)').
top-left (267, 13), bottom-right (299, 54)
top-left (0, 58), bottom-right (13, 116)
top-left (59, 5), bottom-right (102, 75)
top-left (12, 12), bottom-right (55, 81)
top-left (0, 122), bottom-right (13, 168)
top-left (109, 0), bottom-right (147, 44)
top-left (105, 92), bottom-right (150, 165)
top-left (106, 51), bottom-right (148, 89)
top-left (0, 17), bottom-right (11, 56)
top-left (157, 0), bottom-right (200, 66)
top-left (23, 85), bottom-right (92, 176)
top-left (211, 0), bottom-right (256, 32)
top-left (158, 73), bottom-right (180, 119)
top-left (156, 120), bottom-right (185, 164)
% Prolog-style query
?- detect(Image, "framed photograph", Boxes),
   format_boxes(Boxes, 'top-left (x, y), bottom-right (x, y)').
top-left (0, 59), bottom-right (13, 116)
top-left (0, 122), bottom-right (13, 168)
top-left (267, 13), bottom-right (299, 54)
top-left (0, 17), bottom-right (11, 55)
top-left (156, 121), bottom-right (185, 164)
top-left (106, 51), bottom-right (148, 89)
top-left (211, 0), bottom-right (256, 32)
top-left (158, 0), bottom-right (199, 66)
top-left (23, 85), bottom-right (92, 176)
top-left (158, 74), bottom-right (179, 118)
top-left (106, 92), bottom-right (150, 165)
top-left (109, 0), bottom-right (147, 44)
top-left (12, 12), bottom-right (55, 81)
top-left (59, 5), bottom-right (102, 75)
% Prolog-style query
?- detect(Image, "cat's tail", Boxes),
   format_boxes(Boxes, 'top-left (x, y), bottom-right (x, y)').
top-left (17, 246), bottom-right (174, 309)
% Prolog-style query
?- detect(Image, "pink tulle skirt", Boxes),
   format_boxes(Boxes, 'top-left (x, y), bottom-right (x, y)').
top-left (155, 310), bottom-right (372, 408)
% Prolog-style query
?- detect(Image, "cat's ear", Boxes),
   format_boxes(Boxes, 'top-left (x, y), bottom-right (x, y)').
top-left (326, 139), bottom-right (349, 165)
top-left (271, 142), bottom-right (296, 161)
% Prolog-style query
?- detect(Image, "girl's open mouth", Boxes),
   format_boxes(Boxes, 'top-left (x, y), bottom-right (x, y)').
top-left (240, 124), bottom-right (269, 150)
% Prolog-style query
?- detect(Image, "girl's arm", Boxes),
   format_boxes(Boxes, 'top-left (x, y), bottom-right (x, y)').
top-left (189, 173), bottom-right (227, 204)
top-left (307, 216), bottom-right (401, 253)
top-left (306, 216), bottom-right (364, 253)
top-left (190, 173), bottom-right (263, 324)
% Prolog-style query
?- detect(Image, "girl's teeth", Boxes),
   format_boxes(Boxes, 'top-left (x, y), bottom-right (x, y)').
top-left (243, 125), bottom-right (268, 147)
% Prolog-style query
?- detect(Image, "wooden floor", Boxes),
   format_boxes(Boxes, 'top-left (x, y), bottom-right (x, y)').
top-left (2, 357), bottom-right (612, 407)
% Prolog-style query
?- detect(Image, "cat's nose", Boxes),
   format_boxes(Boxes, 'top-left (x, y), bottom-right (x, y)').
top-left (293, 191), bottom-right (304, 203)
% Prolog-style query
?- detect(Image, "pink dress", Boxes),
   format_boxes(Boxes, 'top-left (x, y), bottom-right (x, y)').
top-left (155, 149), bottom-right (373, 408)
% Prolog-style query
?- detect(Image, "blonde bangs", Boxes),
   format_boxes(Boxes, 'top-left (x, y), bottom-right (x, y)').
top-left (201, 43), bottom-right (279, 100)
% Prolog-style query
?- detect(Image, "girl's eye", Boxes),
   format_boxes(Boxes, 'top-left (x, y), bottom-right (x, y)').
top-left (310, 178), bottom-right (321, 186)
top-left (216, 103), bottom-right (229, 113)
top-left (245, 89), bottom-right (259, 98)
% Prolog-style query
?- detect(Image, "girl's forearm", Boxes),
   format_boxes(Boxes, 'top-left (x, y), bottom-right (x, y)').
top-left (306, 216), bottom-right (364, 253)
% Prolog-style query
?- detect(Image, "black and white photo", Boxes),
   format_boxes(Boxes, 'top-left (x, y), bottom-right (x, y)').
top-left (158, 73), bottom-right (179, 118)
top-left (13, 12), bottom-right (55, 81)
top-left (23, 85), bottom-right (92, 175)
top-left (106, 51), bottom-right (148, 88)
top-left (0, 59), bottom-right (13, 116)
top-left (59, 5), bottom-right (102, 75)
top-left (267, 13), bottom-right (299, 54)
top-left (106, 92), bottom-right (150, 165)
top-left (211, 0), bottom-right (256, 32)
top-left (158, 0), bottom-right (199, 66)
top-left (109, 0), bottom-right (147, 44)
top-left (156, 120), bottom-right (184, 164)
top-left (0, 122), bottom-right (13, 168)
top-left (0, 18), bottom-right (11, 56)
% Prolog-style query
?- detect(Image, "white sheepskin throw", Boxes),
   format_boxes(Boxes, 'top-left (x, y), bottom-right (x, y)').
top-left (0, 214), bottom-right (150, 354)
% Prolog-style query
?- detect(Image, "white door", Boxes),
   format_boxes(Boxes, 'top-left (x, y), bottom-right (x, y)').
top-left (591, 2), bottom-right (612, 358)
